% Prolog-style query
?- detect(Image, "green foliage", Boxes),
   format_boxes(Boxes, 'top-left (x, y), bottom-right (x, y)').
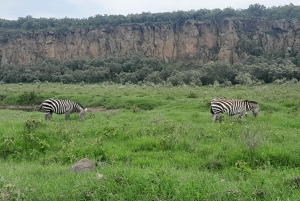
top-left (241, 127), bottom-right (262, 151)
top-left (0, 53), bottom-right (300, 86)
top-left (24, 118), bottom-right (44, 131)
top-left (186, 91), bottom-right (198, 98)
top-left (234, 72), bottom-right (255, 85)
top-left (236, 34), bottom-right (263, 56)
top-left (0, 182), bottom-right (25, 201)
top-left (59, 145), bottom-right (107, 164)
top-left (231, 161), bottom-right (252, 175)
top-left (17, 91), bottom-right (39, 105)
top-left (1, 4), bottom-right (300, 32)
top-left (286, 177), bottom-right (300, 190)
top-left (125, 99), bottom-right (161, 110)
top-left (0, 135), bottom-right (19, 160)
top-left (167, 71), bottom-right (184, 86)
top-left (209, 45), bottom-right (221, 55)
top-left (201, 61), bottom-right (237, 85)
top-left (2, 84), bottom-right (300, 200)
top-left (247, 4), bottom-right (266, 18)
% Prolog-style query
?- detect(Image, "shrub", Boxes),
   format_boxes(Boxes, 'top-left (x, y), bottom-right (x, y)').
top-left (234, 72), bottom-right (254, 85)
top-left (186, 91), bottom-right (198, 98)
top-left (144, 71), bottom-right (163, 84)
top-left (167, 71), bottom-right (184, 86)
top-left (0, 136), bottom-right (17, 159)
top-left (241, 128), bottom-right (262, 151)
top-left (17, 91), bottom-right (39, 105)
top-left (24, 118), bottom-right (44, 131)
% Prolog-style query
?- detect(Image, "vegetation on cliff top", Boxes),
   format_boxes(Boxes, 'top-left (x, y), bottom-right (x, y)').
top-left (0, 4), bottom-right (299, 30)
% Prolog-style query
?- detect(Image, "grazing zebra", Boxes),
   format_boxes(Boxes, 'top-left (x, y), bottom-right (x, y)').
top-left (210, 98), bottom-right (260, 122)
top-left (39, 99), bottom-right (87, 121)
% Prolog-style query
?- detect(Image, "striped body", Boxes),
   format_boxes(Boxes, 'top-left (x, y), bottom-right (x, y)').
top-left (210, 98), bottom-right (260, 122)
top-left (40, 99), bottom-right (87, 121)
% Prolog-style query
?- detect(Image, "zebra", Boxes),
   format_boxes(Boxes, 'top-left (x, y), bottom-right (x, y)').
top-left (210, 98), bottom-right (260, 122)
top-left (39, 99), bottom-right (87, 121)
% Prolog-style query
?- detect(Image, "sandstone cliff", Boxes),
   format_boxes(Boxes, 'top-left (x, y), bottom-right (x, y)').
top-left (1, 18), bottom-right (300, 65)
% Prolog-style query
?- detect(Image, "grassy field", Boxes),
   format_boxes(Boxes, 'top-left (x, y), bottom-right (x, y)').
top-left (1, 83), bottom-right (300, 200)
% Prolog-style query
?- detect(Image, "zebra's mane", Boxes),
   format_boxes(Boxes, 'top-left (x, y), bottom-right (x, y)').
top-left (246, 100), bottom-right (259, 104)
top-left (76, 102), bottom-right (85, 109)
top-left (211, 98), bottom-right (236, 102)
top-left (211, 98), bottom-right (258, 105)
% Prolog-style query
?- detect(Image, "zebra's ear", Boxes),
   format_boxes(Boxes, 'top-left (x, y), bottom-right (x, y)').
top-left (85, 108), bottom-right (87, 112)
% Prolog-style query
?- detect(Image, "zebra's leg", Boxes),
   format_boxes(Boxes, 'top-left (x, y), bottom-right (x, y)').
top-left (65, 112), bottom-right (70, 120)
top-left (238, 110), bottom-right (246, 119)
top-left (45, 113), bottom-right (52, 120)
top-left (212, 114), bottom-right (216, 122)
top-left (212, 113), bottom-right (220, 122)
top-left (252, 110), bottom-right (258, 117)
top-left (79, 108), bottom-right (87, 121)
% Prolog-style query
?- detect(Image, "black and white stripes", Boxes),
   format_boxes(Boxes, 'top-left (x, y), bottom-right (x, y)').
top-left (210, 98), bottom-right (260, 122)
top-left (40, 99), bottom-right (87, 121)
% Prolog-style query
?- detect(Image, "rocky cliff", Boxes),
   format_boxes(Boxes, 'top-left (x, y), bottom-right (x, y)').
top-left (1, 18), bottom-right (300, 65)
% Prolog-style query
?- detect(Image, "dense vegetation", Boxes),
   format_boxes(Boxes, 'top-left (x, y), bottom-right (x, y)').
top-left (1, 53), bottom-right (300, 86)
top-left (1, 4), bottom-right (300, 87)
top-left (1, 83), bottom-right (300, 200)
top-left (1, 4), bottom-right (300, 86)
top-left (0, 4), bottom-right (299, 30)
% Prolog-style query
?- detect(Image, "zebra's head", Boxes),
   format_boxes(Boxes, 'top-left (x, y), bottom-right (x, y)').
top-left (75, 103), bottom-right (87, 121)
top-left (247, 100), bottom-right (260, 117)
top-left (79, 108), bottom-right (88, 121)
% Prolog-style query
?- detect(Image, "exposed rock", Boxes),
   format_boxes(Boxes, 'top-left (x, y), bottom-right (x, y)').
top-left (96, 173), bottom-right (104, 180)
top-left (70, 158), bottom-right (96, 173)
top-left (1, 19), bottom-right (300, 65)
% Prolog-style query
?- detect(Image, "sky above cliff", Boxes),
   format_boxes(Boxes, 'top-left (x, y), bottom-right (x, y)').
top-left (0, 0), bottom-right (298, 20)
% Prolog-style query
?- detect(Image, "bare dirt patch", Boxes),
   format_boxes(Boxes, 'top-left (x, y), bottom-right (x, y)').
top-left (0, 105), bottom-right (39, 111)
top-left (0, 105), bottom-right (113, 112)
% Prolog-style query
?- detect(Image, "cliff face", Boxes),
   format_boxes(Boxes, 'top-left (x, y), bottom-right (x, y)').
top-left (1, 18), bottom-right (300, 65)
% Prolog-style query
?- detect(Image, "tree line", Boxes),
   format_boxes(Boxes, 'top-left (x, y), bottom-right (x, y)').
top-left (0, 4), bottom-right (299, 31)
top-left (1, 54), bottom-right (300, 86)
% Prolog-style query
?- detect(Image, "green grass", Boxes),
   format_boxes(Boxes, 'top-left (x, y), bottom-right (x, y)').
top-left (1, 83), bottom-right (300, 200)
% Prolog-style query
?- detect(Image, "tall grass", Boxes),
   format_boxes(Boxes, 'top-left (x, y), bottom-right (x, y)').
top-left (1, 83), bottom-right (300, 200)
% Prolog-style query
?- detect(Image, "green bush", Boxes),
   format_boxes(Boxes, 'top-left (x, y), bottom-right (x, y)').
top-left (17, 91), bottom-right (39, 105)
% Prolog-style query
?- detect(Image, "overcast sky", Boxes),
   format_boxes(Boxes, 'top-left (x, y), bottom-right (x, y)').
top-left (0, 0), bottom-right (298, 20)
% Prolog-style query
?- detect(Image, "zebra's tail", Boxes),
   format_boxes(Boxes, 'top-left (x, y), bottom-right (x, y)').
top-left (210, 106), bottom-right (214, 114)
top-left (36, 104), bottom-right (43, 112)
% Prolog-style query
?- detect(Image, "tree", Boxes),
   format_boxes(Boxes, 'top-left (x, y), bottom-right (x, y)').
top-left (200, 61), bottom-right (236, 85)
top-left (144, 71), bottom-right (163, 84)
top-left (247, 4), bottom-right (266, 18)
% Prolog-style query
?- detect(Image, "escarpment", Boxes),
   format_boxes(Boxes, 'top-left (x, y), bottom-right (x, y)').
top-left (1, 18), bottom-right (300, 65)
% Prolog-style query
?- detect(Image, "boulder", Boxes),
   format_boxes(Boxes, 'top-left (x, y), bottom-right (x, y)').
top-left (70, 158), bottom-right (96, 173)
